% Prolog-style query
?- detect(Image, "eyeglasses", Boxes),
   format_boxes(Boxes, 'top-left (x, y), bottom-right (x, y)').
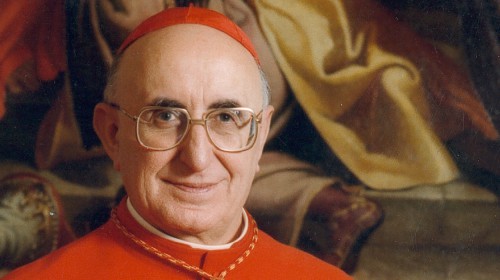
top-left (108, 103), bottom-right (262, 152)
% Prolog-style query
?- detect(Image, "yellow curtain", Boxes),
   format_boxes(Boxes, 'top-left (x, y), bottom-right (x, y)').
top-left (252, 0), bottom-right (497, 189)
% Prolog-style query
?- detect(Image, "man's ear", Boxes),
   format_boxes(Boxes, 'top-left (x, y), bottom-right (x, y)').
top-left (93, 103), bottom-right (121, 170)
top-left (254, 105), bottom-right (274, 173)
top-left (259, 105), bottom-right (274, 146)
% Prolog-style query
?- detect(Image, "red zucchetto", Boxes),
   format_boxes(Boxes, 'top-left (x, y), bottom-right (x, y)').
top-left (117, 5), bottom-right (260, 65)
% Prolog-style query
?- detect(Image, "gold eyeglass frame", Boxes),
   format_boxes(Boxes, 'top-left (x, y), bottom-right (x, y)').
top-left (108, 103), bottom-right (263, 153)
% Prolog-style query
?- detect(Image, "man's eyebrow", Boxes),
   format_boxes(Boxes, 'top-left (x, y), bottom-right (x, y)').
top-left (149, 98), bottom-right (242, 109)
top-left (209, 99), bottom-right (242, 109)
top-left (150, 98), bottom-right (185, 108)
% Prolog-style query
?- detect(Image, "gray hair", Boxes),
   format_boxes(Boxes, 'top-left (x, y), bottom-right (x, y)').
top-left (103, 55), bottom-right (271, 107)
top-left (258, 65), bottom-right (271, 107)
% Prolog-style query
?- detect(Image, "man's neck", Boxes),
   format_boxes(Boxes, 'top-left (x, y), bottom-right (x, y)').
top-left (126, 198), bottom-right (248, 250)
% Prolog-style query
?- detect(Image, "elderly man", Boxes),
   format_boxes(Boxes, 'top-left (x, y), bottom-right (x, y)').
top-left (3, 6), bottom-right (351, 279)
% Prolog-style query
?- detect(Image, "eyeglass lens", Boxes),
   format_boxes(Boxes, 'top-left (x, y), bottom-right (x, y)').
top-left (136, 107), bottom-right (257, 151)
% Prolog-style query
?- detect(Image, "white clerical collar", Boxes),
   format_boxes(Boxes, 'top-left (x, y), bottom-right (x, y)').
top-left (126, 198), bottom-right (248, 250)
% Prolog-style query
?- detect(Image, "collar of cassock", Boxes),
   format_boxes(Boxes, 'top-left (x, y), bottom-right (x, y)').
top-left (127, 198), bottom-right (248, 250)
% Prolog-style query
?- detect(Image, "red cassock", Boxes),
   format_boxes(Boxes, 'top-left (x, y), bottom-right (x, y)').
top-left (4, 198), bottom-right (351, 280)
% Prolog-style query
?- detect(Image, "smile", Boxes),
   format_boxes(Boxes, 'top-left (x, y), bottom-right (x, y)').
top-left (169, 181), bottom-right (219, 194)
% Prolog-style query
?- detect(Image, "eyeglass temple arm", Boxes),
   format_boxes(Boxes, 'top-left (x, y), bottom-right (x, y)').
top-left (107, 103), bottom-right (139, 121)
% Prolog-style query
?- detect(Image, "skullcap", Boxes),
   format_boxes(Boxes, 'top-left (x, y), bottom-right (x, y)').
top-left (117, 5), bottom-right (260, 65)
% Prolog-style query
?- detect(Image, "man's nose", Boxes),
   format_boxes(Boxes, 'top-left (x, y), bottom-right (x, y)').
top-left (178, 122), bottom-right (213, 171)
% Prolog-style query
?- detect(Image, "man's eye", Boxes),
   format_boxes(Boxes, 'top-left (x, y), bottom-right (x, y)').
top-left (157, 111), bottom-right (173, 121)
top-left (154, 110), bottom-right (180, 121)
top-left (219, 112), bottom-right (234, 122)
top-left (150, 109), bottom-right (185, 129)
top-left (215, 111), bottom-right (241, 124)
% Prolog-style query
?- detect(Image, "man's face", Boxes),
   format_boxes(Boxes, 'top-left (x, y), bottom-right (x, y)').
top-left (108, 24), bottom-right (272, 244)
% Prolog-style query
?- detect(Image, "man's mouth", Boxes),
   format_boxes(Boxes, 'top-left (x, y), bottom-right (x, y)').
top-left (169, 181), bottom-right (218, 193)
